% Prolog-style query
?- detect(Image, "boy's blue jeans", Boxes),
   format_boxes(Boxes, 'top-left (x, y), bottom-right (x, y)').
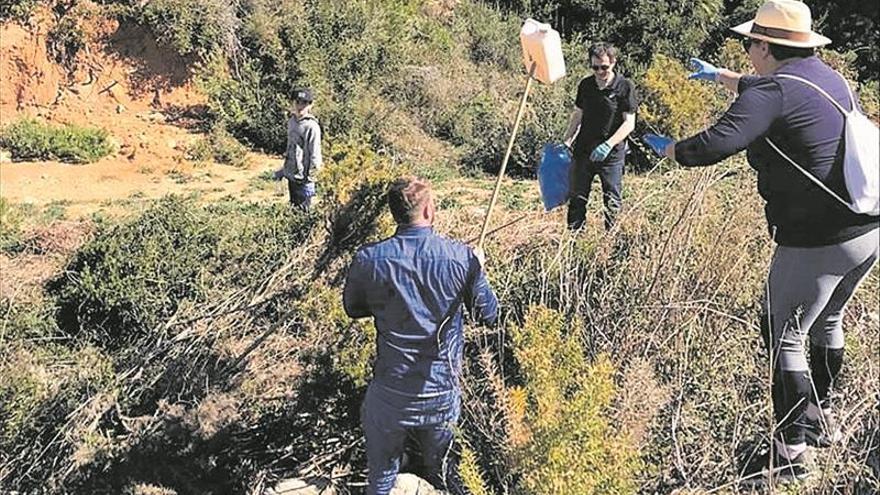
top-left (287, 179), bottom-right (315, 210)
top-left (361, 383), bottom-right (460, 495)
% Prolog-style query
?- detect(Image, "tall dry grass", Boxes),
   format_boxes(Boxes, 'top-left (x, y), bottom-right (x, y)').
top-left (446, 157), bottom-right (879, 494)
top-left (1, 150), bottom-right (877, 494)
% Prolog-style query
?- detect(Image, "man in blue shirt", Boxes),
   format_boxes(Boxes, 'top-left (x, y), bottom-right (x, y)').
top-left (343, 176), bottom-right (499, 495)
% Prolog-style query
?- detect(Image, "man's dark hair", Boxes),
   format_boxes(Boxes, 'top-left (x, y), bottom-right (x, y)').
top-left (387, 176), bottom-right (432, 225)
top-left (768, 43), bottom-right (815, 60)
top-left (588, 42), bottom-right (618, 62)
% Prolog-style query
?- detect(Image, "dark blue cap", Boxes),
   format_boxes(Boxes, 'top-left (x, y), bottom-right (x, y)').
top-left (293, 88), bottom-right (314, 103)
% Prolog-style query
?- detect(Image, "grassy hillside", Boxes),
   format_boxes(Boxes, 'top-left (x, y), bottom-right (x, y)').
top-left (1, 1), bottom-right (878, 494)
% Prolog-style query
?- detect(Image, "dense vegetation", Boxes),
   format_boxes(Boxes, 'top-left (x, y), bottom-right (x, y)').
top-left (1, 1), bottom-right (879, 494)
top-left (0, 118), bottom-right (114, 163)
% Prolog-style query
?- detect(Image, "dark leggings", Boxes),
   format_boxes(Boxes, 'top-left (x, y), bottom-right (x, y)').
top-left (761, 228), bottom-right (879, 445)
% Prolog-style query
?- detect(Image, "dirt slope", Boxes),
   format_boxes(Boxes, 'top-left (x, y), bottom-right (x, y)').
top-left (0, 7), bottom-right (280, 215)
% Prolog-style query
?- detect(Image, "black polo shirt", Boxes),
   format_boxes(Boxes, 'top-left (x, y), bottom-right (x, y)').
top-left (573, 73), bottom-right (638, 156)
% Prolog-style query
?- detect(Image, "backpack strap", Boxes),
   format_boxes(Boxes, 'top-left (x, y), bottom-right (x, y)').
top-left (763, 137), bottom-right (852, 210)
top-left (764, 71), bottom-right (857, 212)
top-left (774, 72), bottom-right (854, 114)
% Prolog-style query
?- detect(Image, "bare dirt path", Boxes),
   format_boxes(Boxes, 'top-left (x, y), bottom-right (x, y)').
top-left (1, 11), bottom-right (288, 217)
top-left (1, 153), bottom-right (283, 217)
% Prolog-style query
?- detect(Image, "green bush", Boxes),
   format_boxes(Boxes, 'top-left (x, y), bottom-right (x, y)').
top-left (505, 306), bottom-right (640, 494)
top-left (48, 197), bottom-right (317, 346)
top-left (138, 0), bottom-right (239, 57)
top-left (0, 119), bottom-right (114, 164)
top-left (197, 56), bottom-right (290, 152)
top-left (493, 0), bottom-right (725, 69)
top-left (819, 48), bottom-right (861, 83)
top-left (0, 0), bottom-right (39, 22)
top-left (185, 126), bottom-right (250, 167)
top-left (456, 1), bottom-right (519, 70)
top-left (194, 0), bottom-right (581, 173)
top-left (0, 197), bottom-right (24, 252)
top-left (0, 298), bottom-right (61, 341)
top-left (0, 342), bottom-right (115, 483)
top-left (47, 11), bottom-right (86, 69)
top-left (859, 80), bottom-right (879, 123)
top-left (198, 0), bottom-right (419, 152)
top-left (639, 53), bottom-right (727, 138)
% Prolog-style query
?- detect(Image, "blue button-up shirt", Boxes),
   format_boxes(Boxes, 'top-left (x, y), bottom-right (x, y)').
top-left (343, 225), bottom-right (498, 400)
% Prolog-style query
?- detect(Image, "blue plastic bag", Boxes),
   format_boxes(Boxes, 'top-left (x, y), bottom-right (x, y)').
top-left (538, 143), bottom-right (572, 211)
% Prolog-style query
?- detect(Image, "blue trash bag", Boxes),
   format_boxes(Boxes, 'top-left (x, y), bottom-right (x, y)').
top-left (538, 143), bottom-right (572, 211)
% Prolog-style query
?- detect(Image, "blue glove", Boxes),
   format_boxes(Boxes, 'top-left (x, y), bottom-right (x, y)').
top-left (688, 58), bottom-right (719, 81)
top-left (589, 141), bottom-right (612, 162)
top-left (643, 133), bottom-right (674, 157)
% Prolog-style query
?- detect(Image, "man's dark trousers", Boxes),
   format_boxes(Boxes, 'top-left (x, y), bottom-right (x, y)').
top-left (361, 385), bottom-right (463, 495)
top-left (567, 150), bottom-right (624, 231)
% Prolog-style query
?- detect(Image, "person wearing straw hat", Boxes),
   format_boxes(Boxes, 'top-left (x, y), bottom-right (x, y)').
top-left (643, 0), bottom-right (879, 486)
top-left (343, 176), bottom-right (498, 495)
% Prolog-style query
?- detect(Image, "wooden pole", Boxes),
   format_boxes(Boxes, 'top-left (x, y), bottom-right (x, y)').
top-left (478, 62), bottom-right (536, 249)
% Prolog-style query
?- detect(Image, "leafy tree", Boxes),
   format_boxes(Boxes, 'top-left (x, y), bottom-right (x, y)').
top-left (716, 0), bottom-right (877, 81)
top-left (485, 0), bottom-right (725, 70)
top-left (811, 0), bottom-right (878, 81)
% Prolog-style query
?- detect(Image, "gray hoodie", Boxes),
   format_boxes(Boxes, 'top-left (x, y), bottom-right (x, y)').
top-left (282, 114), bottom-right (323, 183)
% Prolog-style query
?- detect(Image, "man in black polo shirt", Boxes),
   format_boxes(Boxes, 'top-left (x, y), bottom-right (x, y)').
top-left (562, 42), bottom-right (638, 231)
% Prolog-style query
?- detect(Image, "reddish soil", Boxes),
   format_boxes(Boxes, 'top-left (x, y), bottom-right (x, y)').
top-left (0, 7), bottom-right (280, 216)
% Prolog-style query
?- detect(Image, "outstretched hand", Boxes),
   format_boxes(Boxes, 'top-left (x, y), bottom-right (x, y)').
top-left (688, 58), bottom-right (719, 81)
top-left (643, 133), bottom-right (674, 157)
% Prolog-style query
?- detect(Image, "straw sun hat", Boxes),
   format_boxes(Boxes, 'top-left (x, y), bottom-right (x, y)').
top-left (731, 0), bottom-right (831, 48)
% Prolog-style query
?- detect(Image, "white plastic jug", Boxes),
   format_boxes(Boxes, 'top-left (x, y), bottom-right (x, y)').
top-left (519, 18), bottom-right (566, 85)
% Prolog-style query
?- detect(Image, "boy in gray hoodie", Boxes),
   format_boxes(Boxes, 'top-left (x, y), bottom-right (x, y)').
top-left (275, 88), bottom-right (323, 210)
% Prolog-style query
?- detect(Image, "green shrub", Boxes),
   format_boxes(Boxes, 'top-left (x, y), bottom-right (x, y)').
top-left (0, 119), bottom-right (114, 164)
top-left (859, 80), bottom-right (879, 123)
top-left (47, 11), bottom-right (86, 69)
top-left (459, 442), bottom-right (491, 495)
top-left (199, 0), bottom-right (419, 152)
top-left (138, 0), bottom-right (239, 57)
top-left (319, 138), bottom-right (403, 260)
top-left (819, 48), bottom-right (861, 83)
top-left (0, 0), bottom-right (39, 22)
top-left (185, 126), bottom-right (250, 167)
top-left (0, 197), bottom-right (24, 252)
top-left (811, 0), bottom-right (879, 81)
top-left (639, 53), bottom-right (727, 138)
top-left (48, 197), bottom-right (317, 346)
top-left (0, 298), bottom-right (60, 341)
top-left (455, 1), bottom-right (519, 70)
top-left (0, 342), bottom-right (115, 483)
top-left (505, 306), bottom-right (640, 494)
top-left (495, 0), bottom-right (725, 69)
top-left (815, 49), bottom-right (880, 122)
top-left (0, 345), bottom-right (55, 447)
top-left (194, 0), bottom-right (579, 173)
top-left (715, 37), bottom-right (753, 76)
top-left (197, 56), bottom-right (290, 152)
